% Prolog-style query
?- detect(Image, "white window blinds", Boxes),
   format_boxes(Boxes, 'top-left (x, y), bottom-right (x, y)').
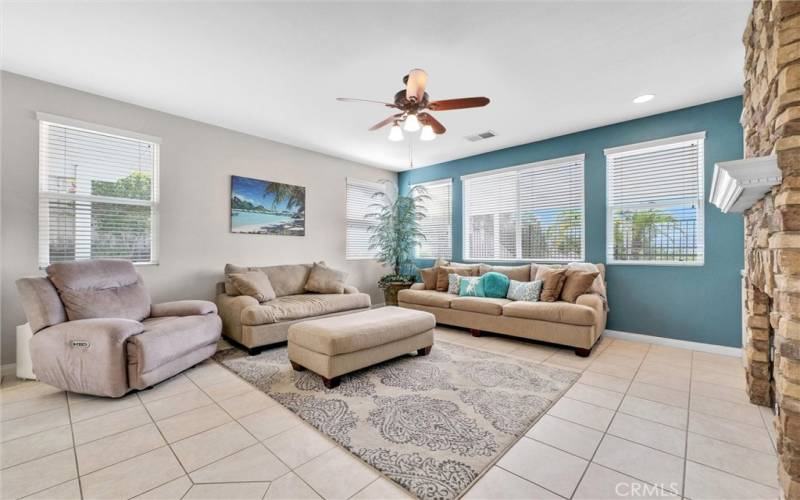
top-left (38, 114), bottom-right (160, 267)
top-left (346, 178), bottom-right (381, 259)
top-left (462, 155), bottom-right (585, 262)
top-left (605, 132), bottom-right (705, 265)
top-left (413, 179), bottom-right (452, 259)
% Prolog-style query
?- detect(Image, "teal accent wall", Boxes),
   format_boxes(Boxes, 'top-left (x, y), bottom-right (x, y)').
top-left (398, 97), bottom-right (745, 347)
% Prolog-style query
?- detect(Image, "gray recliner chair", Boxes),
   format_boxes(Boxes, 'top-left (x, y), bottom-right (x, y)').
top-left (16, 259), bottom-right (222, 397)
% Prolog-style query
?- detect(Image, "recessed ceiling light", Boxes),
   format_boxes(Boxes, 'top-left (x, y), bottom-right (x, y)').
top-left (633, 94), bottom-right (655, 104)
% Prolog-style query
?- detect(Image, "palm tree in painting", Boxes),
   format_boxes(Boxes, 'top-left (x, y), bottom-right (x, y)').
top-left (264, 183), bottom-right (305, 215)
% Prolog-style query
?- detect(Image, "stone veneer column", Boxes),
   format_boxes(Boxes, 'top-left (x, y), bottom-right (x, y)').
top-left (743, 1), bottom-right (800, 497)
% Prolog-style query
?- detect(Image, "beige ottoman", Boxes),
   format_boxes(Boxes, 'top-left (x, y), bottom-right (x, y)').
top-left (287, 306), bottom-right (435, 388)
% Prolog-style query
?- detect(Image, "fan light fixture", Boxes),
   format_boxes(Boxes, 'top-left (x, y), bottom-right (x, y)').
top-left (420, 125), bottom-right (436, 141)
top-left (388, 124), bottom-right (404, 141)
top-left (403, 113), bottom-right (421, 132)
top-left (633, 94), bottom-right (655, 104)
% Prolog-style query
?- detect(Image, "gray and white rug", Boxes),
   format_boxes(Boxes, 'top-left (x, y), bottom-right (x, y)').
top-left (214, 341), bottom-right (578, 500)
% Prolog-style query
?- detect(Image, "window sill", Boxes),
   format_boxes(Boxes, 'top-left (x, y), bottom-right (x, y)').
top-left (606, 260), bottom-right (704, 267)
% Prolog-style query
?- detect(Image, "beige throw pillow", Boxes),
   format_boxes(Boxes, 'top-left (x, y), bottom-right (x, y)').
top-left (486, 264), bottom-right (531, 282)
top-left (560, 268), bottom-right (600, 303)
top-left (229, 271), bottom-right (276, 302)
top-left (436, 266), bottom-right (477, 291)
top-left (419, 268), bottom-right (438, 290)
top-left (304, 262), bottom-right (348, 294)
top-left (534, 266), bottom-right (567, 302)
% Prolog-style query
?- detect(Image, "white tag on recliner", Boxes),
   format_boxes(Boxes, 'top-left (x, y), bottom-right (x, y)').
top-left (71, 340), bottom-right (91, 349)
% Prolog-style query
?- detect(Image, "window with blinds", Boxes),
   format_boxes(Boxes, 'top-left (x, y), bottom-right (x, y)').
top-left (345, 178), bottom-right (382, 259)
top-left (413, 179), bottom-right (452, 259)
top-left (38, 114), bottom-right (160, 267)
top-left (462, 155), bottom-right (585, 262)
top-left (605, 132), bottom-right (705, 265)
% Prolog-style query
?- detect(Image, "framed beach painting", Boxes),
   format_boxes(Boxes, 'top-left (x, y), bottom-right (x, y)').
top-left (230, 175), bottom-right (305, 236)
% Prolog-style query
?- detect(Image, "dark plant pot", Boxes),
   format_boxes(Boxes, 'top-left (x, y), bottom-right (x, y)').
top-left (383, 282), bottom-right (413, 306)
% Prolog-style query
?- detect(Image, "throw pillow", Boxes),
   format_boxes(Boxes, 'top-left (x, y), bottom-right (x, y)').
top-left (458, 276), bottom-right (485, 297)
top-left (534, 266), bottom-right (567, 302)
top-left (419, 267), bottom-right (438, 290)
top-left (561, 268), bottom-right (600, 303)
top-left (480, 271), bottom-right (511, 298)
top-left (229, 271), bottom-right (276, 302)
top-left (447, 273), bottom-right (462, 294)
top-left (485, 264), bottom-right (531, 282)
top-left (224, 278), bottom-right (241, 296)
top-left (507, 279), bottom-right (543, 302)
top-left (304, 262), bottom-right (348, 294)
top-left (436, 266), bottom-right (477, 291)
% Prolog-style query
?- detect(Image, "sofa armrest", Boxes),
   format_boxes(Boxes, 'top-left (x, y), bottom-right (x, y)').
top-left (576, 294), bottom-right (607, 332)
top-left (410, 283), bottom-right (426, 290)
top-left (343, 285), bottom-right (359, 294)
top-left (215, 293), bottom-right (259, 342)
top-left (30, 318), bottom-right (145, 397)
top-left (151, 300), bottom-right (217, 317)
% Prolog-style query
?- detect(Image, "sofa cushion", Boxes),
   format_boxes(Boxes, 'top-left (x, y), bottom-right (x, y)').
top-left (561, 268), bottom-right (600, 303)
top-left (129, 315), bottom-right (221, 373)
top-left (450, 297), bottom-right (511, 316)
top-left (436, 266), bottom-right (478, 291)
top-left (533, 266), bottom-right (567, 302)
top-left (229, 271), bottom-right (276, 302)
top-left (304, 262), bottom-right (348, 294)
top-left (484, 265), bottom-right (530, 281)
top-left (396, 289), bottom-right (453, 308)
top-left (240, 293), bottom-right (371, 326)
top-left (288, 306), bottom-right (435, 356)
top-left (502, 301), bottom-right (595, 326)
top-left (225, 263), bottom-right (313, 297)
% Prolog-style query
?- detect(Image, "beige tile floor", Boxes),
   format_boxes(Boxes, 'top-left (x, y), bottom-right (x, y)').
top-left (0, 327), bottom-right (778, 500)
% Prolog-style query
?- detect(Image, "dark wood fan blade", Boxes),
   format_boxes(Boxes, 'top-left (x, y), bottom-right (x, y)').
top-left (369, 114), bottom-right (402, 131)
top-left (419, 113), bottom-right (446, 134)
top-left (337, 98), bottom-right (396, 107)
top-left (428, 97), bottom-right (490, 111)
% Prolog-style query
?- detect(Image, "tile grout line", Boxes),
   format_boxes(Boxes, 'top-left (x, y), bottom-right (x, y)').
top-left (136, 391), bottom-right (194, 484)
top-left (682, 350), bottom-right (697, 498)
top-left (181, 363), bottom-right (328, 500)
top-left (65, 390), bottom-right (85, 500)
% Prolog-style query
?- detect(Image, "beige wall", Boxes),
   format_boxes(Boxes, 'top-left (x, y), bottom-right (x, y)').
top-left (0, 71), bottom-right (395, 366)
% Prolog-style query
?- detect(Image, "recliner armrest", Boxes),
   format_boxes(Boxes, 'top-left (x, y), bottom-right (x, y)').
top-left (30, 318), bottom-right (145, 397)
top-left (150, 300), bottom-right (217, 317)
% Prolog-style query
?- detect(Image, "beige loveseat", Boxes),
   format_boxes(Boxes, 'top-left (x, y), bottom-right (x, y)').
top-left (216, 263), bottom-right (371, 354)
top-left (397, 263), bottom-right (607, 356)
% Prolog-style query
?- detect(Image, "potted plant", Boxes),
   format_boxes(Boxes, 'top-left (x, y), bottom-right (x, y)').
top-left (366, 180), bottom-right (429, 306)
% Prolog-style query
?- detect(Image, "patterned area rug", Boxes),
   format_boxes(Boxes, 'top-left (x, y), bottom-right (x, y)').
top-left (214, 341), bottom-right (578, 499)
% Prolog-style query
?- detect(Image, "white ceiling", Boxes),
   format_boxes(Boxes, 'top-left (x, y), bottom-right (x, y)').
top-left (1, 1), bottom-right (750, 171)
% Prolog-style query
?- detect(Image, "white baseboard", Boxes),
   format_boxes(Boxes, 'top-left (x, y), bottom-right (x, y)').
top-left (1, 363), bottom-right (17, 376)
top-left (604, 330), bottom-right (742, 358)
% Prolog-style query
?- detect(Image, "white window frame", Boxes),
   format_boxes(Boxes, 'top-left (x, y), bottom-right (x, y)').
top-left (411, 178), bottom-right (453, 260)
top-left (37, 112), bottom-right (161, 268)
top-left (460, 154), bottom-right (586, 263)
top-left (345, 177), bottom-right (383, 260)
top-left (604, 131), bottom-right (705, 267)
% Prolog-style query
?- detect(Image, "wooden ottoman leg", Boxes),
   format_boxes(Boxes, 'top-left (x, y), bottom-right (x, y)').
top-left (322, 376), bottom-right (340, 389)
top-left (290, 361), bottom-right (306, 371)
top-left (417, 346), bottom-right (432, 356)
top-left (470, 328), bottom-right (482, 337)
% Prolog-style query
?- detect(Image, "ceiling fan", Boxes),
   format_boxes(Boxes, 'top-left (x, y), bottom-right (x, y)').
top-left (337, 69), bottom-right (490, 141)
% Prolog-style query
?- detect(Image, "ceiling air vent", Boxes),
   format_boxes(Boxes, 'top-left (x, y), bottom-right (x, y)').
top-left (465, 130), bottom-right (496, 142)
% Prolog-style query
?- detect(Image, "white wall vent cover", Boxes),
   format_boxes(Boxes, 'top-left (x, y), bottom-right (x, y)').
top-left (710, 155), bottom-right (781, 213)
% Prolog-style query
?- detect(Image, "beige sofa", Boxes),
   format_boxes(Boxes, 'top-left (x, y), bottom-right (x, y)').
top-left (398, 263), bottom-right (607, 356)
top-left (16, 260), bottom-right (221, 397)
top-left (216, 263), bottom-right (371, 354)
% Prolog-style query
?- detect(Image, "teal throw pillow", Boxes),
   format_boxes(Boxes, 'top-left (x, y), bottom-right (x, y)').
top-left (507, 279), bottom-right (543, 302)
top-left (480, 271), bottom-right (510, 298)
top-left (458, 276), bottom-right (485, 297)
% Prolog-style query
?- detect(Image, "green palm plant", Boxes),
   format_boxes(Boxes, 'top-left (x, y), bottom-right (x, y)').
top-left (365, 180), bottom-right (429, 289)
top-left (613, 209), bottom-right (677, 259)
top-left (264, 183), bottom-right (305, 214)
